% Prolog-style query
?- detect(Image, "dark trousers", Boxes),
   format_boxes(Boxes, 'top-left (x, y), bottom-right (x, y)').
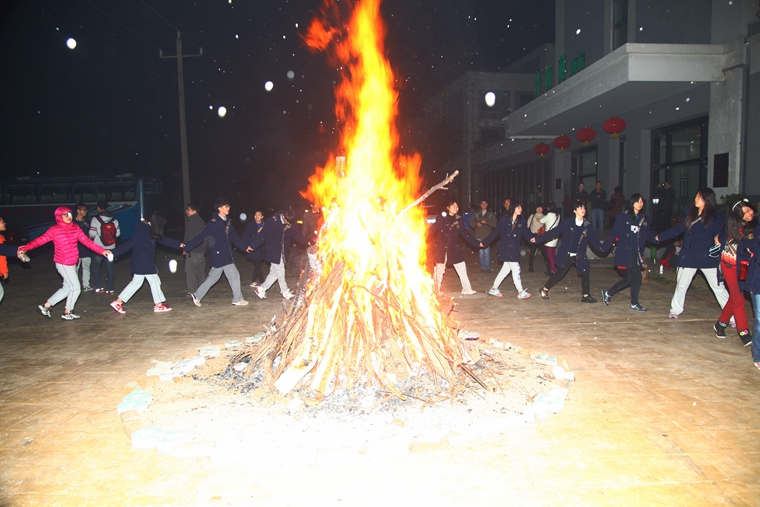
top-left (185, 253), bottom-right (206, 294)
top-left (528, 243), bottom-right (550, 272)
top-left (608, 253), bottom-right (642, 305)
top-left (250, 259), bottom-right (265, 284)
top-left (91, 253), bottom-right (115, 292)
top-left (544, 254), bottom-right (590, 294)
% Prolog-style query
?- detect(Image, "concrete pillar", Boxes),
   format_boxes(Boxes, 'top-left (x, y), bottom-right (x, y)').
top-left (708, 48), bottom-right (746, 199)
top-left (553, 150), bottom-right (572, 204)
top-left (607, 137), bottom-right (621, 190)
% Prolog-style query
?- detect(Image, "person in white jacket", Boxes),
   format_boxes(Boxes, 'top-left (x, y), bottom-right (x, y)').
top-left (539, 201), bottom-right (561, 274)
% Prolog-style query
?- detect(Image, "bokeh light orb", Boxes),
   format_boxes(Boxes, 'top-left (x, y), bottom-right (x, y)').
top-left (287, 70), bottom-right (295, 80)
top-left (66, 38), bottom-right (77, 49)
top-left (239, 212), bottom-right (247, 221)
top-left (484, 92), bottom-right (496, 107)
top-left (217, 106), bottom-right (227, 117)
top-left (264, 81), bottom-right (274, 91)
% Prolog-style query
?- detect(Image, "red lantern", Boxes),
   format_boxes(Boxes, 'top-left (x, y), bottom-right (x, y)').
top-left (603, 116), bottom-right (626, 138)
top-left (576, 126), bottom-right (596, 146)
top-left (534, 142), bottom-right (550, 158)
top-left (553, 135), bottom-right (571, 153)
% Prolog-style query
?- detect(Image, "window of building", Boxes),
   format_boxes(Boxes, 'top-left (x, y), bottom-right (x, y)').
top-left (571, 147), bottom-right (598, 194)
top-left (651, 117), bottom-right (708, 217)
top-left (613, 0), bottom-right (628, 50)
top-left (480, 158), bottom-right (552, 213)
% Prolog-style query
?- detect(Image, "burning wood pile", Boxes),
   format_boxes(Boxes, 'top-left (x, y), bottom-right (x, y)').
top-left (228, 0), bottom-right (485, 403)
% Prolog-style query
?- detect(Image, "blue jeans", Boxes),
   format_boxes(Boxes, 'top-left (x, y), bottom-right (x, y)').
top-left (751, 294), bottom-right (760, 363)
top-left (591, 208), bottom-right (605, 237)
top-left (91, 253), bottom-right (115, 292)
top-left (478, 246), bottom-right (491, 271)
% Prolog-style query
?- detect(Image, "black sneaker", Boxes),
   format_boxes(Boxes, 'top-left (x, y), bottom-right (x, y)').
top-left (601, 289), bottom-right (611, 306)
top-left (713, 321), bottom-right (727, 339)
top-left (739, 331), bottom-right (752, 347)
top-left (540, 287), bottom-right (549, 300)
top-left (581, 295), bottom-right (597, 303)
top-left (630, 304), bottom-right (647, 312)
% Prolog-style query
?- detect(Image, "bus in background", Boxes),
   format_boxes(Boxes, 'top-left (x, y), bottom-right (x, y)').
top-left (0, 174), bottom-right (163, 243)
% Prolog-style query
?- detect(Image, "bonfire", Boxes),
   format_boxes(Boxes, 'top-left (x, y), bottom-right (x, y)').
top-left (233, 0), bottom-right (484, 402)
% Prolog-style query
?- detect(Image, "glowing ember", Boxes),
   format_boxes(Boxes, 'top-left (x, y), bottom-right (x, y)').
top-left (240, 0), bottom-right (474, 401)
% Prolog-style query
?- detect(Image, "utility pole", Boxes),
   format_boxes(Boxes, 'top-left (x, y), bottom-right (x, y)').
top-left (160, 31), bottom-right (202, 207)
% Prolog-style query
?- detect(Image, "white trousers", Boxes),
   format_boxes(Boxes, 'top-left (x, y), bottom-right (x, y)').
top-left (493, 261), bottom-right (523, 293)
top-left (434, 261), bottom-right (473, 294)
top-left (195, 263), bottom-right (244, 303)
top-left (76, 257), bottom-right (91, 288)
top-left (670, 267), bottom-right (729, 315)
top-left (261, 255), bottom-right (289, 295)
top-left (119, 274), bottom-right (165, 304)
top-left (49, 263), bottom-right (81, 310)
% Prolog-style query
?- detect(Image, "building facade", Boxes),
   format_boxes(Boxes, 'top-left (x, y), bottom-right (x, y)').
top-left (429, 0), bottom-right (760, 223)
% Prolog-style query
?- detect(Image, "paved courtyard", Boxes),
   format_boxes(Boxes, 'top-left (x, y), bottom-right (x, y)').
top-left (0, 246), bottom-right (758, 506)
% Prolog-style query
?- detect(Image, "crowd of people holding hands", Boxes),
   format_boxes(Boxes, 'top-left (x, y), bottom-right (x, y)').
top-left (433, 185), bottom-right (760, 372)
top-left (1, 187), bottom-right (759, 372)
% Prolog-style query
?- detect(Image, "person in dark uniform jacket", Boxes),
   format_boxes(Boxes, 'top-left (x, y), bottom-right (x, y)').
top-left (480, 202), bottom-right (534, 299)
top-left (600, 194), bottom-right (650, 311)
top-left (533, 201), bottom-right (609, 303)
top-left (737, 221), bottom-right (760, 370)
top-left (250, 208), bottom-right (309, 300)
top-left (432, 200), bottom-right (480, 295)
top-left (182, 198), bottom-right (251, 307)
top-left (654, 187), bottom-right (728, 319)
top-left (109, 212), bottom-right (182, 313)
top-left (242, 210), bottom-right (266, 287)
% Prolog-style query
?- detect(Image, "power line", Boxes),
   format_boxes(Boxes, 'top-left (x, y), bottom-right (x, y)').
top-left (80, 0), bottom-right (162, 51)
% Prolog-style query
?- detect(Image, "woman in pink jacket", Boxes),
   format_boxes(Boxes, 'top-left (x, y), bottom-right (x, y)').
top-left (19, 206), bottom-right (111, 320)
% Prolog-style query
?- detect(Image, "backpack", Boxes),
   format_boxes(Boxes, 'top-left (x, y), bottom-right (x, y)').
top-left (95, 215), bottom-right (117, 246)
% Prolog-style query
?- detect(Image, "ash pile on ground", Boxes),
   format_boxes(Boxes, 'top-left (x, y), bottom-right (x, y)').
top-left (140, 341), bottom-right (569, 464)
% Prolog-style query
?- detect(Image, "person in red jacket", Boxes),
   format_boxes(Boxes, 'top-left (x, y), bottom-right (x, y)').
top-left (19, 206), bottom-right (111, 320)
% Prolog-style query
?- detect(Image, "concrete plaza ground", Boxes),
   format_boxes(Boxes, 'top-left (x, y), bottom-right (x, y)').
top-left (0, 245), bottom-right (758, 506)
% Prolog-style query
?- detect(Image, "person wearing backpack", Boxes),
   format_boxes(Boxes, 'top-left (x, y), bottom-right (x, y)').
top-left (89, 200), bottom-right (120, 294)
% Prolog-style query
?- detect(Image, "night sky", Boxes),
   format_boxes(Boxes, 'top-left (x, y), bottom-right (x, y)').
top-left (0, 0), bottom-right (553, 214)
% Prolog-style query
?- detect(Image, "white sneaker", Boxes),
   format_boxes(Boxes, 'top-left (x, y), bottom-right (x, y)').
top-left (282, 290), bottom-right (294, 300)
top-left (232, 300), bottom-right (249, 306)
top-left (461, 290), bottom-right (477, 296)
top-left (191, 293), bottom-right (202, 307)
top-left (253, 286), bottom-right (267, 299)
top-left (517, 289), bottom-right (531, 299)
top-left (37, 304), bottom-right (52, 318)
top-left (82, 286), bottom-right (93, 292)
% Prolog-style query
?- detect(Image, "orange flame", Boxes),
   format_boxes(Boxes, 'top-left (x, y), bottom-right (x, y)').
top-left (292, 0), bottom-right (460, 396)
